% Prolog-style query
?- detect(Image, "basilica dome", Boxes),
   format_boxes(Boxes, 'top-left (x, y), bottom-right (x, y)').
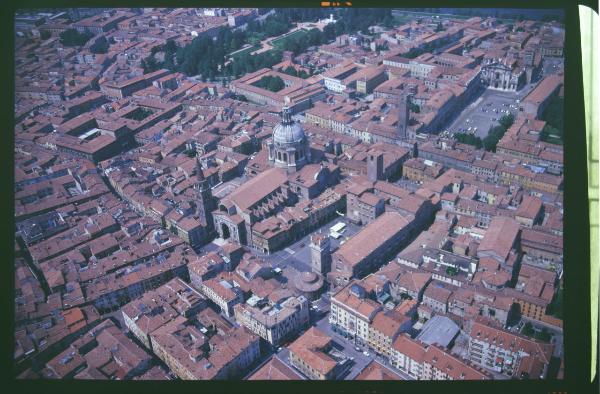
top-left (268, 105), bottom-right (311, 173)
top-left (272, 106), bottom-right (306, 144)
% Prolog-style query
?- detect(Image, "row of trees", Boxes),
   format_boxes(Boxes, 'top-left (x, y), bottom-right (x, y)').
top-left (454, 132), bottom-right (483, 148)
top-left (227, 50), bottom-right (284, 79)
top-left (545, 288), bottom-right (563, 319)
top-left (148, 8), bottom-right (397, 81)
top-left (483, 113), bottom-right (515, 151)
top-left (278, 26), bottom-right (335, 56)
top-left (453, 113), bottom-right (515, 152)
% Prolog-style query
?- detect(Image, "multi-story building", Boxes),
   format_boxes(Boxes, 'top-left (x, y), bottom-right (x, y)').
top-left (233, 295), bottom-right (310, 346)
top-left (150, 317), bottom-right (260, 380)
top-left (188, 252), bottom-right (226, 289)
top-left (100, 69), bottom-right (171, 99)
top-left (476, 216), bottom-right (521, 265)
top-left (86, 249), bottom-right (189, 313)
top-left (391, 334), bottom-right (490, 380)
top-left (121, 278), bottom-right (207, 350)
top-left (367, 310), bottom-right (412, 358)
top-left (480, 56), bottom-right (525, 91)
top-left (519, 75), bottom-right (563, 118)
top-left (329, 282), bottom-right (382, 346)
top-left (355, 66), bottom-right (387, 95)
top-left (310, 233), bottom-right (331, 275)
top-left (422, 282), bottom-right (453, 314)
top-left (418, 142), bottom-right (475, 173)
top-left (383, 56), bottom-right (436, 79)
top-left (402, 158), bottom-right (444, 183)
top-left (520, 228), bottom-right (563, 267)
top-left (328, 212), bottom-right (412, 288)
top-left (467, 318), bottom-right (554, 379)
top-left (346, 182), bottom-right (385, 225)
top-left (288, 327), bottom-right (350, 380)
top-left (200, 277), bottom-right (245, 317)
top-left (322, 62), bottom-right (360, 93)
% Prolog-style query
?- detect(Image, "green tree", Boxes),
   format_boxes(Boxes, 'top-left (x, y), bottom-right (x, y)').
top-left (409, 103), bottom-right (420, 113)
top-left (59, 28), bottom-right (94, 47)
top-left (90, 36), bottom-right (110, 54)
top-left (540, 124), bottom-right (563, 145)
top-left (498, 113), bottom-right (515, 129)
top-left (164, 38), bottom-right (178, 54)
top-left (454, 133), bottom-right (483, 149)
top-left (141, 55), bottom-right (160, 74)
top-left (267, 76), bottom-right (284, 92)
top-left (382, 15), bottom-right (394, 29)
top-left (323, 23), bottom-right (336, 41)
top-left (522, 322), bottom-right (534, 336)
top-left (283, 65), bottom-right (298, 77)
top-left (40, 30), bottom-right (51, 40)
top-left (535, 328), bottom-right (552, 342)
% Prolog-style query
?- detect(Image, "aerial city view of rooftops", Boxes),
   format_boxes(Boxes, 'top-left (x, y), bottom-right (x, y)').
top-left (13, 7), bottom-right (565, 381)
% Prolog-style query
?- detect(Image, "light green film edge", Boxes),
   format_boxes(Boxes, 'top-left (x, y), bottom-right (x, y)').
top-left (579, 5), bottom-right (599, 383)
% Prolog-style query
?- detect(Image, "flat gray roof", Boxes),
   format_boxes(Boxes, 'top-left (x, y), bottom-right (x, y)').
top-left (416, 315), bottom-right (460, 348)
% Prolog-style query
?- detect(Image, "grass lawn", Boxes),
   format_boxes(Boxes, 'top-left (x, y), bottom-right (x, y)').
top-left (229, 44), bottom-right (260, 59)
top-left (393, 10), bottom-right (472, 23)
top-left (270, 29), bottom-right (309, 49)
top-left (542, 135), bottom-right (564, 145)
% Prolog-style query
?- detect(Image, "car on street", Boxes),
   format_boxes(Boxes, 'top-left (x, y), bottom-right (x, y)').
top-left (363, 351), bottom-right (370, 357)
top-left (355, 347), bottom-right (361, 351)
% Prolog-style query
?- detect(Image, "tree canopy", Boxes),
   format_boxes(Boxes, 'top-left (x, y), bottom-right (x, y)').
top-left (253, 75), bottom-right (285, 92)
top-left (59, 28), bottom-right (94, 47)
top-left (540, 96), bottom-right (564, 145)
top-left (281, 65), bottom-right (309, 79)
top-left (454, 133), bottom-right (483, 148)
top-left (155, 9), bottom-right (396, 80)
top-left (90, 36), bottom-right (109, 54)
top-left (483, 113), bottom-right (515, 151)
